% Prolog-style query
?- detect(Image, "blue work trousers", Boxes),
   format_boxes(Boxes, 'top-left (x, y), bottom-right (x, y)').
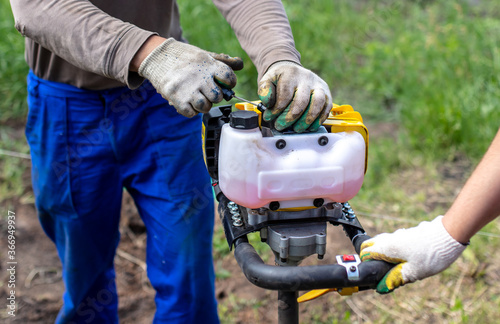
top-left (25, 72), bottom-right (218, 324)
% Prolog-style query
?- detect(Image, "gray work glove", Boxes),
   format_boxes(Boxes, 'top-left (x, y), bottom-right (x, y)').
top-left (139, 38), bottom-right (243, 117)
top-left (258, 61), bottom-right (332, 133)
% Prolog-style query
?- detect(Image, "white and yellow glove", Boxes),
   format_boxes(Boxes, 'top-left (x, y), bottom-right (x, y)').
top-left (360, 216), bottom-right (467, 294)
top-left (139, 38), bottom-right (243, 117)
top-left (258, 61), bottom-right (332, 133)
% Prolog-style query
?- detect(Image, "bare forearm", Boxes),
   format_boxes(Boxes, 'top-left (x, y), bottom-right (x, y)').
top-left (443, 128), bottom-right (500, 243)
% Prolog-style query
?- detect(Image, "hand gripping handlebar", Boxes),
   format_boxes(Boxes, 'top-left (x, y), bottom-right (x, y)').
top-left (233, 235), bottom-right (393, 292)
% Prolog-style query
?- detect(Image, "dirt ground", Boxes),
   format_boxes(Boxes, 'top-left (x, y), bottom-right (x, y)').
top-left (0, 188), bottom-right (367, 324)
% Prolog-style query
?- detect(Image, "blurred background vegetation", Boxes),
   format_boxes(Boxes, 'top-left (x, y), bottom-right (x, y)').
top-left (1, 0), bottom-right (500, 322)
top-left (2, 0), bottom-right (499, 159)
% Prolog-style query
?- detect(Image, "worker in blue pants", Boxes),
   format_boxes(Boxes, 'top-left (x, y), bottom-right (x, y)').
top-left (11, 0), bottom-right (334, 322)
top-left (26, 72), bottom-right (217, 323)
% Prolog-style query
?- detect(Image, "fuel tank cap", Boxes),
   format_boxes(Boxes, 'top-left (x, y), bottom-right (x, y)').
top-left (229, 110), bottom-right (259, 130)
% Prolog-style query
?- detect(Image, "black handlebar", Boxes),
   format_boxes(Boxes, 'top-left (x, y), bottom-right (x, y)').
top-left (233, 236), bottom-right (393, 291)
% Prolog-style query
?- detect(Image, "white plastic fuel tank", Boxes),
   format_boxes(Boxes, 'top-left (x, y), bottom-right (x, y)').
top-left (218, 111), bottom-right (366, 209)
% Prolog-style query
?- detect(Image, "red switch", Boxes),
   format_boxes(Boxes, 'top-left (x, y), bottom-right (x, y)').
top-left (342, 254), bottom-right (356, 262)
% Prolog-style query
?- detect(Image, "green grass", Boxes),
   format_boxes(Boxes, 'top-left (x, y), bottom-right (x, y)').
top-left (0, 126), bottom-right (32, 210)
top-left (355, 1), bottom-right (500, 159)
top-left (0, 0), bottom-right (28, 123)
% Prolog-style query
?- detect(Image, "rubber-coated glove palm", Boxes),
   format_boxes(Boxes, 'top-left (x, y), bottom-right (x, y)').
top-left (139, 38), bottom-right (243, 117)
top-left (258, 61), bottom-right (332, 133)
top-left (360, 216), bottom-right (467, 294)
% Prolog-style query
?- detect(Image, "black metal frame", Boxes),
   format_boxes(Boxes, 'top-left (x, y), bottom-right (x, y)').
top-left (215, 191), bottom-right (392, 324)
top-left (216, 187), bottom-right (366, 250)
top-left (233, 235), bottom-right (391, 292)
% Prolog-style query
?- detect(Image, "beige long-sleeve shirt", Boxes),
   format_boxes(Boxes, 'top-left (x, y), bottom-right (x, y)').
top-left (10, 0), bottom-right (301, 90)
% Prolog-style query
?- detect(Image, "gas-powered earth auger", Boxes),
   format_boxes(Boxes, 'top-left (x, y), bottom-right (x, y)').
top-left (202, 101), bottom-right (393, 324)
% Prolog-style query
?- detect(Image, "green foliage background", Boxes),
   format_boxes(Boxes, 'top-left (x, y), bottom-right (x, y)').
top-left (2, 0), bottom-right (499, 161)
top-left (180, 0), bottom-right (500, 161)
top-left (0, 0), bottom-right (28, 122)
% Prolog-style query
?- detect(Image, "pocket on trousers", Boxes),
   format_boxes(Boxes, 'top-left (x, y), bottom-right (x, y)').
top-left (26, 94), bottom-right (80, 219)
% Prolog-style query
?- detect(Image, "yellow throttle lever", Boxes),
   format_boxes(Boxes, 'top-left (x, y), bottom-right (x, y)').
top-left (298, 289), bottom-right (335, 303)
top-left (298, 253), bottom-right (362, 303)
top-left (297, 287), bottom-right (359, 303)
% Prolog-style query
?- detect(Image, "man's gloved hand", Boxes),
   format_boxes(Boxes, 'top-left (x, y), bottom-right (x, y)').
top-left (258, 61), bottom-right (332, 133)
top-left (360, 216), bottom-right (467, 294)
top-left (139, 38), bottom-right (243, 117)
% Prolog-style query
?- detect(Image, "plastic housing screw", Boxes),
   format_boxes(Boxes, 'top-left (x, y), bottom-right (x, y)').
top-left (318, 136), bottom-right (329, 146)
top-left (275, 139), bottom-right (286, 149)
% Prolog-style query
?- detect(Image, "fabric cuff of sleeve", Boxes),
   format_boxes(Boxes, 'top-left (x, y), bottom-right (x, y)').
top-left (107, 26), bottom-right (158, 89)
top-left (267, 60), bottom-right (301, 69)
top-left (433, 215), bottom-right (468, 261)
top-left (257, 46), bottom-right (301, 81)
